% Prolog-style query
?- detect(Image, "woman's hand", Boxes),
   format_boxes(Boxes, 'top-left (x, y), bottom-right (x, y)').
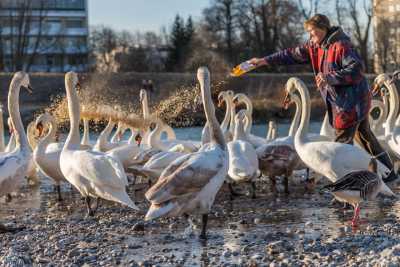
top-left (316, 72), bottom-right (328, 89)
top-left (248, 57), bottom-right (268, 67)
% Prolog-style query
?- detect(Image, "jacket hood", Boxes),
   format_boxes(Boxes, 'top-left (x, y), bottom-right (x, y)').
top-left (321, 26), bottom-right (351, 49)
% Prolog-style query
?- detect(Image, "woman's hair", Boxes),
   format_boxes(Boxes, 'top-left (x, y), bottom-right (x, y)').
top-left (304, 14), bottom-right (331, 31)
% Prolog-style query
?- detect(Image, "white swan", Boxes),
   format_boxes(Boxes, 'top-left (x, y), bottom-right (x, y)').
top-left (232, 93), bottom-right (267, 148)
top-left (60, 71), bottom-right (139, 216)
top-left (93, 119), bottom-right (120, 152)
top-left (145, 67), bottom-right (228, 239)
top-left (287, 77), bottom-right (390, 182)
top-left (370, 94), bottom-right (389, 137)
top-left (34, 113), bottom-right (66, 200)
top-left (374, 74), bottom-right (400, 159)
top-left (0, 72), bottom-right (32, 199)
top-left (140, 89), bottom-right (176, 146)
top-left (202, 90), bottom-right (234, 144)
top-left (227, 110), bottom-right (260, 198)
top-left (81, 118), bottom-right (95, 148)
top-left (148, 121), bottom-right (200, 152)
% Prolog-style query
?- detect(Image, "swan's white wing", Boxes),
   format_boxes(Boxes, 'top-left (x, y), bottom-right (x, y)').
top-left (46, 142), bottom-right (64, 153)
top-left (71, 150), bottom-right (128, 187)
top-left (0, 154), bottom-right (23, 185)
top-left (145, 145), bottom-right (225, 204)
top-left (228, 140), bottom-right (258, 180)
top-left (301, 142), bottom-right (389, 181)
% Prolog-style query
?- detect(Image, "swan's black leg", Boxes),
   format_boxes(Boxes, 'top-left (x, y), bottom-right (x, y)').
top-left (85, 196), bottom-right (94, 217)
top-left (199, 214), bottom-right (208, 240)
top-left (250, 181), bottom-right (257, 199)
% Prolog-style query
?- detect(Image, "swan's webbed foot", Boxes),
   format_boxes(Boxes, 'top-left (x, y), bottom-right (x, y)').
top-left (199, 214), bottom-right (208, 240)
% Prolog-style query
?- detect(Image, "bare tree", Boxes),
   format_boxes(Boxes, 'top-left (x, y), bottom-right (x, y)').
top-left (342, 0), bottom-right (373, 72)
top-left (1, 0), bottom-right (47, 71)
top-left (203, 0), bottom-right (240, 63)
top-left (297, 0), bottom-right (321, 19)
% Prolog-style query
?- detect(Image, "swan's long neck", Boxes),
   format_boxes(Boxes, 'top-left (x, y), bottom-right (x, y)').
top-left (0, 109), bottom-right (4, 151)
top-left (385, 81), bottom-right (399, 136)
top-left (199, 72), bottom-right (225, 147)
top-left (128, 128), bottom-right (138, 144)
top-left (242, 97), bottom-right (253, 134)
top-left (96, 119), bottom-right (115, 149)
top-left (149, 122), bottom-right (163, 149)
top-left (370, 100), bottom-right (385, 132)
top-left (163, 123), bottom-right (176, 140)
top-left (234, 116), bottom-right (247, 141)
top-left (229, 98), bottom-right (236, 134)
top-left (220, 97), bottom-right (231, 131)
top-left (9, 78), bottom-right (29, 149)
top-left (81, 119), bottom-right (90, 145)
top-left (293, 79), bottom-right (311, 144)
top-left (142, 91), bottom-right (150, 120)
top-left (64, 80), bottom-right (81, 150)
top-left (37, 119), bottom-right (57, 155)
top-left (110, 122), bottom-right (122, 143)
top-left (288, 95), bottom-right (301, 137)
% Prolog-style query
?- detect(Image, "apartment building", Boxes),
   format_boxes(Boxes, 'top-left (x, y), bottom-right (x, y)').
top-left (0, 0), bottom-right (89, 72)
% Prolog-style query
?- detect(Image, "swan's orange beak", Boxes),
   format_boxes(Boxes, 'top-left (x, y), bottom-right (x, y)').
top-left (135, 133), bottom-right (142, 146)
top-left (371, 83), bottom-right (380, 97)
top-left (36, 122), bottom-right (44, 137)
top-left (217, 97), bottom-right (223, 108)
top-left (282, 92), bottom-right (291, 110)
top-left (232, 98), bottom-right (239, 107)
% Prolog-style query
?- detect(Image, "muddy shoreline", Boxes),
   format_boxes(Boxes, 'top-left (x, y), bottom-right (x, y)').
top-left (1, 171), bottom-right (400, 266)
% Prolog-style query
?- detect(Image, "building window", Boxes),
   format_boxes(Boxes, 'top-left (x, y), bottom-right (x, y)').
top-left (65, 19), bottom-right (84, 28)
top-left (389, 5), bottom-right (395, 12)
top-left (397, 4), bottom-right (400, 11)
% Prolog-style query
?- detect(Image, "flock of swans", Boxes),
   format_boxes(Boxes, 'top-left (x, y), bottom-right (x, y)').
top-left (0, 68), bottom-right (400, 238)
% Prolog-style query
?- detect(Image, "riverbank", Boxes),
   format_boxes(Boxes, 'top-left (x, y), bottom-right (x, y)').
top-left (0, 72), bottom-right (381, 128)
top-left (1, 172), bottom-right (399, 266)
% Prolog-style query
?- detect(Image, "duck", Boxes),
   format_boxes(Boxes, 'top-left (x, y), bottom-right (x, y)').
top-left (286, 77), bottom-right (391, 183)
top-left (0, 72), bottom-right (33, 224)
top-left (60, 71), bottom-right (139, 216)
top-left (227, 110), bottom-right (260, 198)
top-left (33, 113), bottom-right (69, 201)
top-left (321, 158), bottom-right (395, 227)
top-left (145, 67), bottom-right (228, 239)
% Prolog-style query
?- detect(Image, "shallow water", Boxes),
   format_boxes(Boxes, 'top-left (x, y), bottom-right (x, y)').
top-left (1, 122), bottom-right (400, 266)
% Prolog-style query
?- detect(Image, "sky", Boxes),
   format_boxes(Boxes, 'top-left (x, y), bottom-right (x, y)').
top-left (88, 0), bottom-right (210, 33)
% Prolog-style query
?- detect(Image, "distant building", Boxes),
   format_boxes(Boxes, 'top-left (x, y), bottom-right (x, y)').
top-left (373, 0), bottom-right (400, 73)
top-left (0, 0), bottom-right (89, 72)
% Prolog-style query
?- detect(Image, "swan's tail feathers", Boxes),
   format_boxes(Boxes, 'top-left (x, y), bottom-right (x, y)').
top-left (145, 202), bottom-right (175, 221)
top-left (109, 190), bottom-right (140, 211)
top-left (380, 182), bottom-right (396, 197)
